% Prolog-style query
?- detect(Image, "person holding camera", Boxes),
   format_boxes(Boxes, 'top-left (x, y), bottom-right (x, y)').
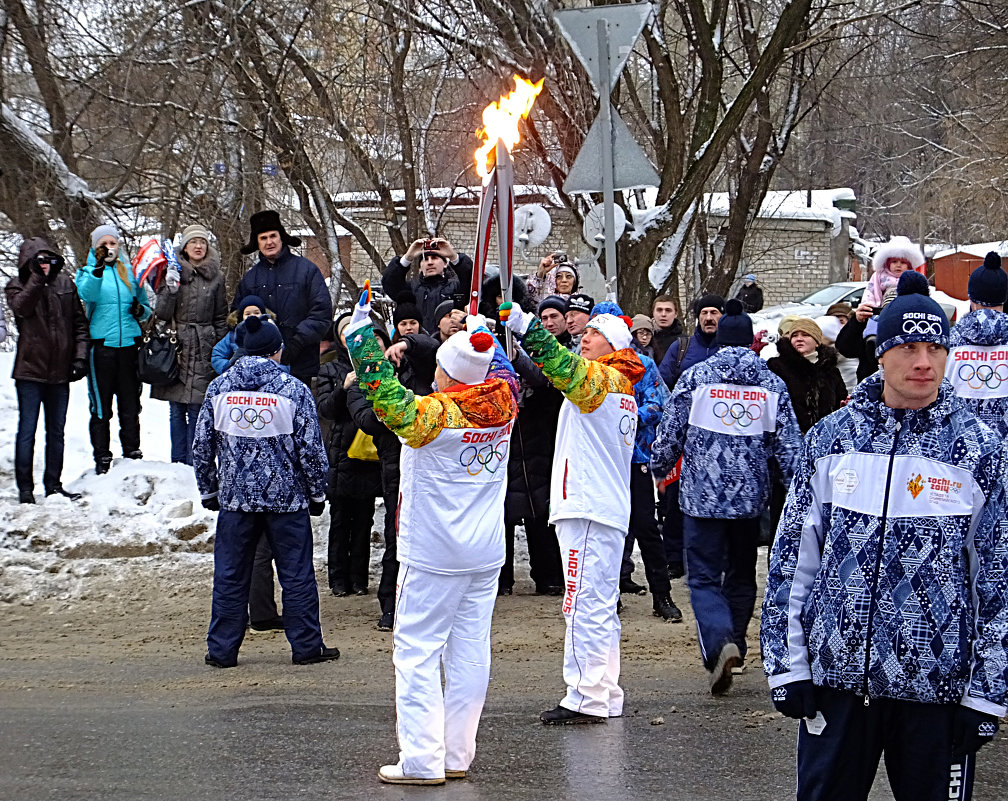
top-left (75, 224), bottom-right (151, 474)
top-left (381, 237), bottom-right (474, 333)
top-left (6, 237), bottom-right (90, 503)
top-left (526, 252), bottom-right (580, 306)
top-left (193, 314), bottom-right (338, 668)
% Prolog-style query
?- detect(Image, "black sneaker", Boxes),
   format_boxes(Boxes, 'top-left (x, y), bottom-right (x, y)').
top-left (124, 449), bottom-right (143, 460)
top-left (619, 579), bottom-right (647, 596)
top-left (330, 583), bottom-right (350, 597)
top-left (376, 611), bottom-right (394, 631)
top-left (536, 584), bottom-right (564, 596)
top-left (204, 654), bottom-right (237, 668)
top-left (249, 616), bottom-right (284, 632)
top-left (540, 705), bottom-right (605, 725)
top-left (653, 595), bottom-right (683, 623)
top-left (293, 645), bottom-right (340, 665)
top-left (45, 486), bottom-right (82, 501)
top-left (353, 586), bottom-right (369, 596)
top-left (498, 586), bottom-right (513, 596)
top-left (18, 490), bottom-right (35, 504)
top-left (95, 457), bottom-right (112, 475)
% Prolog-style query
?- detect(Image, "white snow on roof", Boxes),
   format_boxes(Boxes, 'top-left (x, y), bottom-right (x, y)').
top-left (703, 188), bottom-right (856, 235)
top-left (933, 241), bottom-right (1008, 260)
top-left (330, 184), bottom-right (563, 208)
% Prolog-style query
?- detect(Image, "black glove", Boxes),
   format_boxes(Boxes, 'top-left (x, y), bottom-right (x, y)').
top-left (201, 496), bottom-right (220, 512)
top-left (289, 333), bottom-right (306, 355)
top-left (308, 499), bottom-right (326, 516)
top-left (69, 358), bottom-right (88, 382)
top-left (771, 680), bottom-right (817, 719)
top-left (92, 245), bottom-right (108, 276)
top-left (129, 298), bottom-right (145, 321)
top-left (952, 707), bottom-right (999, 758)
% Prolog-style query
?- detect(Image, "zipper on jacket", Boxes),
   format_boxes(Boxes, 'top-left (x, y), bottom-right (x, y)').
top-left (861, 418), bottom-right (902, 706)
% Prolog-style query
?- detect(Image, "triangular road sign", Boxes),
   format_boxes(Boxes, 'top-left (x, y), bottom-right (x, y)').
top-left (555, 4), bottom-right (653, 93)
top-left (563, 105), bottom-right (660, 194)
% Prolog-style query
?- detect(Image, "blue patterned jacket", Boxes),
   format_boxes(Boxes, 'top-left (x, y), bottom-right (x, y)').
top-left (761, 374), bottom-right (1008, 715)
top-left (632, 353), bottom-right (667, 464)
top-left (650, 346), bottom-right (800, 518)
top-left (945, 307), bottom-right (1008, 438)
top-left (193, 356), bottom-right (329, 512)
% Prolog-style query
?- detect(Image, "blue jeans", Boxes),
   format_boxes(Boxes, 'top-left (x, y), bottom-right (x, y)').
top-left (15, 380), bottom-right (70, 494)
top-left (168, 401), bottom-right (201, 465)
top-left (682, 515), bottom-right (759, 669)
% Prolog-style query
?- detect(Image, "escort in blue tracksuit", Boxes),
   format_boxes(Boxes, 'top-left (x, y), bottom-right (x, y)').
top-left (761, 270), bottom-right (1008, 801)
top-left (945, 251), bottom-right (1008, 439)
top-left (193, 315), bottom-right (337, 668)
top-left (652, 299), bottom-right (800, 695)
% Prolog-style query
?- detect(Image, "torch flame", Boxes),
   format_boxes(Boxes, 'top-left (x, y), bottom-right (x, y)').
top-left (474, 75), bottom-right (544, 181)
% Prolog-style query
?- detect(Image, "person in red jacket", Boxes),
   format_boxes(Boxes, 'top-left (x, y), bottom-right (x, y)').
top-left (6, 237), bottom-right (90, 503)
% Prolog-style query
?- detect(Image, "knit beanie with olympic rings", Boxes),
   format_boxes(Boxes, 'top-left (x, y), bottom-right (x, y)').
top-left (875, 271), bottom-right (949, 358)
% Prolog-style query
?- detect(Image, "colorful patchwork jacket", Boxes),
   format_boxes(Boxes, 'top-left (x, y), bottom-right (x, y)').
top-left (346, 320), bottom-right (518, 575)
top-left (514, 316), bottom-right (645, 531)
top-left (650, 346), bottom-right (801, 519)
top-left (192, 356), bottom-right (328, 512)
top-left (761, 374), bottom-right (1008, 715)
top-left (945, 307), bottom-right (1008, 438)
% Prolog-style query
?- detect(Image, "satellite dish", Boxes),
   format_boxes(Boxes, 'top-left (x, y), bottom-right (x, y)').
top-left (514, 204), bottom-right (552, 248)
top-left (582, 203), bottom-right (627, 247)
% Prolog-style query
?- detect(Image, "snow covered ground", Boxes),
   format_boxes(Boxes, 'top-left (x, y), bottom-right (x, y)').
top-left (0, 351), bottom-right (335, 605)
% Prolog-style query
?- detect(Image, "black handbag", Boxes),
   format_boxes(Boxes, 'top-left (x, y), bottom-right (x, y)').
top-left (138, 321), bottom-right (180, 385)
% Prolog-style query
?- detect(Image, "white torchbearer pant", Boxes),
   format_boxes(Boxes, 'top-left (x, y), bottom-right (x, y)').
top-left (555, 519), bottom-right (624, 717)
top-left (393, 563), bottom-right (498, 778)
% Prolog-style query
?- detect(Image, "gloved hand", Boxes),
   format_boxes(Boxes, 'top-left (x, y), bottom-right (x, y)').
top-left (69, 358), bottom-right (88, 382)
top-left (288, 332), bottom-right (306, 355)
top-left (201, 495), bottom-right (220, 512)
top-left (92, 245), bottom-right (108, 277)
top-left (308, 498), bottom-right (326, 516)
top-left (952, 707), bottom-right (1000, 758)
top-left (129, 298), bottom-right (145, 321)
top-left (466, 313), bottom-right (488, 332)
top-left (497, 301), bottom-right (532, 336)
top-left (346, 280), bottom-right (372, 335)
top-left (164, 263), bottom-right (180, 293)
top-left (771, 680), bottom-right (817, 719)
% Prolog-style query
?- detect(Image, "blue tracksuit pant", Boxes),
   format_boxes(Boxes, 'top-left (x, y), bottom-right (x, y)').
top-left (682, 514), bottom-right (759, 669)
top-left (796, 686), bottom-right (974, 801)
top-left (208, 509), bottom-right (324, 664)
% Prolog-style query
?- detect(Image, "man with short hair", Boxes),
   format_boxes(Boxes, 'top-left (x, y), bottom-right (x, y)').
top-left (564, 292), bottom-right (594, 351)
top-left (658, 294), bottom-right (724, 390)
top-left (761, 270), bottom-right (1008, 800)
top-left (232, 210), bottom-right (333, 385)
top-left (653, 299), bottom-right (800, 695)
top-left (537, 296), bottom-right (573, 348)
top-left (344, 286), bottom-right (517, 785)
top-left (433, 301), bottom-right (465, 345)
top-left (651, 294), bottom-right (684, 364)
top-left (193, 314), bottom-right (337, 668)
top-left (499, 300), bottom-right (644, 725)
top-left (382, 237), bottom-right (473, 333)
top-left (945, 251), bottom-right (1008, 438)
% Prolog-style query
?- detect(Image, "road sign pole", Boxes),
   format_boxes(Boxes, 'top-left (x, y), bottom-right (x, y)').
top-left (596, 20), bottom-right (618, 301)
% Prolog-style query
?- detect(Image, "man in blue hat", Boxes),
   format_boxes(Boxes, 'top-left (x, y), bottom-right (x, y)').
top-left (762, 270), bottom-right (1008, 800)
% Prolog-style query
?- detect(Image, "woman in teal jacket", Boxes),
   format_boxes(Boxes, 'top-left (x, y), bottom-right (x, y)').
top-left (75, 224), bottom-right (151, 474)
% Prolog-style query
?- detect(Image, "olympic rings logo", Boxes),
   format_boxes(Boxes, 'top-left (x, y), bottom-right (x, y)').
top-left (229, 406), bottom-right (274, 430)
top-left (459, 442), bottom-right (509, 476)
top-left (957, 363), bottom-right (1008, 389)
top-left (618, 414), bottom-right (636, 446)
top-left (712, 401), bottom-right (762, 429)
top-left (902, 318), bottom-right (943, 336)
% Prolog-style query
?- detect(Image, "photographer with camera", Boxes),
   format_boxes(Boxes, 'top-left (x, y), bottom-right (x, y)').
top-left (527, 252), bottom-right (579, 307)
top-left (7, 237), bottom-right (90, 503)
top-left (381, 237), bottom-right (474, 333)
top-left (75, 224), bottom-right (151, 474)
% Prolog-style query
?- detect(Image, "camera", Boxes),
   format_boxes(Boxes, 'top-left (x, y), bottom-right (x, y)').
top-left (552, 251), bottom-right (568, 266)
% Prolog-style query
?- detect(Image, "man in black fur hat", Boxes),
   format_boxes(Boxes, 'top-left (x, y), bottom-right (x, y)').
top-left (232, 209), bottom-right (333, 385)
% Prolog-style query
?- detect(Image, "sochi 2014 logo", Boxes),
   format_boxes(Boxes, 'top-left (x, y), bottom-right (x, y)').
top-left (459, 442), bottom-right (509, 476)
top-left (712, 401), bottom-right (763, 430)
top-left (229, 406), bottom-right (274, 430)
top-left (957, 363), bottom-right (1008, 390)
top-left (907, 473), bottom-right (924, 499)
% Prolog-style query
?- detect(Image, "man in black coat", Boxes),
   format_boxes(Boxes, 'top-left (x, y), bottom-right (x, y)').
top-left (650, 294), bottom-right (684, 364)
top-left (381, 237), bottom-right (473, 333)
top-left (232, 210), bottom-right (333, 385)
top-left (6, 237), bottom-right (90, 503)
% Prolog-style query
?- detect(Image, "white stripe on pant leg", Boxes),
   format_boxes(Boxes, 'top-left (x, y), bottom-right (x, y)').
top-left (442, 567), bottom-right (498, 773)
top-left (393, 564), bottom-right (463, 779)
top-left (556, 519), bottom-right (625, 717)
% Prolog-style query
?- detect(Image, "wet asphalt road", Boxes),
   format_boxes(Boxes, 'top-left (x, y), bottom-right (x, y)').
top-left (2, 660), bottom-right (1006, 801)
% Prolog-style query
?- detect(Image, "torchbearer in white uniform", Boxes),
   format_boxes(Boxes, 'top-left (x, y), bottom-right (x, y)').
top-left (499, 301), bottom-right (645, 724)
top-left (344, 284), bottom-right (518, 786)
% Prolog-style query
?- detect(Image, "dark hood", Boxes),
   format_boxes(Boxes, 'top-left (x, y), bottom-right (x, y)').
top-left (17, 237), bottom-right (65, 282)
